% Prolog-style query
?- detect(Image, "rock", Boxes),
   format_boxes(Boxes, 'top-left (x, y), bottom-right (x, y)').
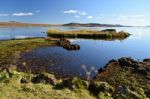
top-left (88, 81), bottom-right (114, 96)
top-left (58, 77), bottom-right (88, 90)
top-left (98, 68), bottom-right (105, 73)
top-left (115, 85), bottom-right (146, 99)
top-left (94, 57), bottom-right (150, 98)
top-left (31, 73), bottom-right (58, 85)
top-left (137, 67), bottom-right (147, 75)
top-left (59, 38), bottom-right (80, 51)
top-left (108, 59), bottom-right (118, 63)
top-left (21, 78), bottom-right (28, 83)
top-left (101, 29), bottom-right (116, 33)
top-left (143, 58), bottom-right (150, 62)
top-left (145, 88), bottom-right (150, 98)
top-left (118, 57), bottom-right (139, 69)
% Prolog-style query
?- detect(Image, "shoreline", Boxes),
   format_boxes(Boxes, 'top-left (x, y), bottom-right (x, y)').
top-left (0, 57), bottom-right (150, 98)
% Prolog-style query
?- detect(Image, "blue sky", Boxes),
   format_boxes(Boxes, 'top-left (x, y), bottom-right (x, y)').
top-left (0, 0), bottom-right (150, 26)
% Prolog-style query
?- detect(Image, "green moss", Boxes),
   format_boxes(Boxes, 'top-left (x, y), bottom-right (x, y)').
top-left (0, 71), bottom-right (95, 99)
top-left (0, 38), bottom-right (58, 67)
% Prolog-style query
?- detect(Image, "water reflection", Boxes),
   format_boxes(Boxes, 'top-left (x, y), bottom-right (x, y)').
top-left (1, 26), bottom-right (150, 78)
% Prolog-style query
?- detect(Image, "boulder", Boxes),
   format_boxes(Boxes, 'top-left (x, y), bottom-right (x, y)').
top-left (88, 81), bottom-right (114, 96)
top-left (31, 73), bottom-right (58, 85)
top-left (20, 78), bottom-right (28, 83)
top-left (143, 58), bottom-right (150, 62)
top-left (115, 85), bottom-right (146, 99)
top-left (56, 77), bottom-right (88, 90)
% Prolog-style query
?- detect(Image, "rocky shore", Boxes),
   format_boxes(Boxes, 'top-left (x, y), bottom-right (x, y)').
top-left (94, 57), bottom-right (150, 98)
top-left (1, 57), bottom-right (150, 99)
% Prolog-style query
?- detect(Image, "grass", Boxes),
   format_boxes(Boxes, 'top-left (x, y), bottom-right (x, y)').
top-left (0, 71), bottom-right (95, 99)
top-left (47, 29), bottom-right (130, 40)
top-left (0, 38), bottom-right (58, 67)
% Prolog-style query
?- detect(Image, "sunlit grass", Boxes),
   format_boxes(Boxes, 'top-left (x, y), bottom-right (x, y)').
top-left (47, 29), bottom-right (130, 39)
top-left (0, 38), bottom-right (58, 67)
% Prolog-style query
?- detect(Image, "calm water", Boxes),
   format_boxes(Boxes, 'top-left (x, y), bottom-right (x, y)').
top-left (1, 26), bottom-right (150, 78)
top-left (0, 27), bottom-right (48, 40)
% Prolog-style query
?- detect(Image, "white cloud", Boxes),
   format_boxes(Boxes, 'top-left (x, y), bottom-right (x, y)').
top-left (63, 10), bottom-right (87, 16)
top-left (87, 16), bottom-right (93, 19)
top-left (75, 15), bottom-right (80, 18)
top-left (12, 12), bottom-right (34, 16)
top-left (0, 14), bottom-right (9, 17)
top-left (63, 10), bottom-right (78, 14)
top-left (79, 12), bottom-right (87, 16)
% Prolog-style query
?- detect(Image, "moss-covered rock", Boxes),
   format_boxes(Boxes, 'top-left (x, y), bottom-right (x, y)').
top-left (31, 73), bottom-right (58, 85)
top-left (0, 71), bottom-right (9, 81)
top-left (55, 77), bottom-right (88, 90)
top-left (88, 81), bottom-right (114, 97)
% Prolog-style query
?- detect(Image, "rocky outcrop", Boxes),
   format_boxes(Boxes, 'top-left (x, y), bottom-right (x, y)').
top-left (94, 57), bottom-right (150, 98)
top-left (31, 73), bottom-right (58, 85)
top-left (88, 81), bottom-right (114, 98)
top-left (59, 38), bottom-right (80, 50)
top-left (54, 77), bottom-right (88, 90)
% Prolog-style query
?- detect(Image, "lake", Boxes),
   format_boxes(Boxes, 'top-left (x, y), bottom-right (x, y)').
top-left (0, 26), bottom-right (150, 78)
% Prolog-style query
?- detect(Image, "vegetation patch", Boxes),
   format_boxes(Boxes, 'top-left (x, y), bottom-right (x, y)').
top-left (94, 57), bottom-right (150, 98)
top-left (47, 29), bottom-right (130, 40)
top-left (0, 38), bottom-right (58, 68)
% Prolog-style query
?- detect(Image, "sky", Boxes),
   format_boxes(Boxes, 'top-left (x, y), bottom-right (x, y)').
top-left (0, 0), bottom-right (150, 26)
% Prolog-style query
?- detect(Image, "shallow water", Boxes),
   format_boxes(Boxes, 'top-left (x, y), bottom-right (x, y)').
top-left (0, 27), bottom-right (48, 40)
top-left (1, 26), bottom-right (150, 78)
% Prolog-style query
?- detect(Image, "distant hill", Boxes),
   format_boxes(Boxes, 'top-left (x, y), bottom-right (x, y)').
top-left (62, 23), bottom-right (131, 27)
top-left (0, 22), bottom-right (131, 27)
top-left (0, 22), bottom-right (60, 27)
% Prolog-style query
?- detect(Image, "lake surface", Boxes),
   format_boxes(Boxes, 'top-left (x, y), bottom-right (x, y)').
top-left (1, 26), bottom-right (150, 78)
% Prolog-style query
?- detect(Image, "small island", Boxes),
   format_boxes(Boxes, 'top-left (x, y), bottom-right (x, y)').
top-left (47, 29), bottom-right (130, 40)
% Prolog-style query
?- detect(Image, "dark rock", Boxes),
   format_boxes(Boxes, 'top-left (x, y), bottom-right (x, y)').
top-left (31, 74), bottom-right (57, 85)
top-left (98, 68), bottom-right (106, 73)
top-left (118, 57), bottom-right (139, 70)
top-left (115, 85), bottom-right (146, 99)
top-left (88, 81), bottom-right (114, 96)
top-left (137, 67), bottom-right (147, 75)
top-left (143, 58), bottom-right (150, 62)
top-left (58, 77), bottom-right (88, 90)
top-left (101, 29), bottom-right (116, 32)
top-left (59, 38), bottom-right (80, 51)
top-left (145, 88), bottom-right (150, 98)
top-left (108, 59), bottom-right (118, 63)
top-left (21, 78), bottom-right (28, 83)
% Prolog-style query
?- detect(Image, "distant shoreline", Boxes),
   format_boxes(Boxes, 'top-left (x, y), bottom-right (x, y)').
top-left (0, 22), bottom-right (134, 27)
top-left (0, 22), bottom-right (61, 27)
